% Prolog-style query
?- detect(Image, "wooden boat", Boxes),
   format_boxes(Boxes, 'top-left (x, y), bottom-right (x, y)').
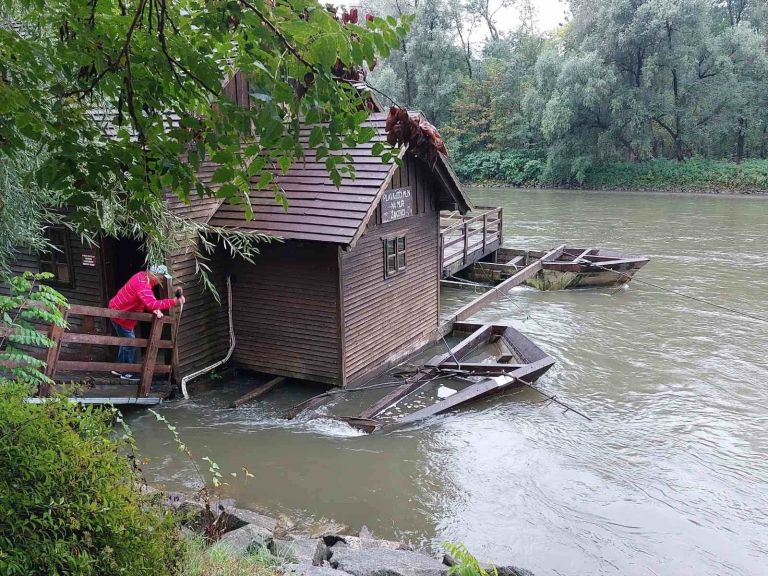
top-left (284, 321), bottom-right (555, 432)
top-left (472, 247), bottom-right (650, 290)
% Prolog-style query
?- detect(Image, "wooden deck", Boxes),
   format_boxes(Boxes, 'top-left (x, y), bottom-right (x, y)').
top-left (2, 304), bottom-right (178, 404)
top-left (440, 207), bottom-right (503, 277)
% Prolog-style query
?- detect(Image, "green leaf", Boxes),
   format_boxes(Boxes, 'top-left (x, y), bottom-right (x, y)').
top-left (310, 35), bottom-right (338, 67)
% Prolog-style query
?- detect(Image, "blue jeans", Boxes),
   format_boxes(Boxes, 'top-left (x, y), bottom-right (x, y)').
top-left (111, 321), bottom-right (137, 366)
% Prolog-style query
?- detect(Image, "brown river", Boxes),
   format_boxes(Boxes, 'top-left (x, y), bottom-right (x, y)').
top-left (127, 188), bottom-right (768, 575)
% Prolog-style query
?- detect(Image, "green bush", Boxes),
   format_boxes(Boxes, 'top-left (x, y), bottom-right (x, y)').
top-left (452, 149), bottom-right (546, 185)
top-left (0, 383), bottom-right (181, 575)
top-left (453, 150), bottom-right (768, 191)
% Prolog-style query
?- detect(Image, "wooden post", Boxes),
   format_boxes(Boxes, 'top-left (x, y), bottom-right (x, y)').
top-left (497, 207), bottom-right (503, 244)
top-left (44, 307), bottom-right (69, 381)
top-left (139, 315), bottom-right (164, 397)
top-left (462, 221), bottom-right (469, 265)
top-left (482, 213), bottom-right (488, 252)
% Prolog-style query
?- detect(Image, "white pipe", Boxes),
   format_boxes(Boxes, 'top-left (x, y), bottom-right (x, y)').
top-left (179, 275), bottom-right (235, 399)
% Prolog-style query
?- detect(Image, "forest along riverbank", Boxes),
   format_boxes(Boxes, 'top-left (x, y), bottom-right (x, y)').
top-left (468, 182), bottom-right (768, 195)
top-left (127, 188), bottom-right (768, 576)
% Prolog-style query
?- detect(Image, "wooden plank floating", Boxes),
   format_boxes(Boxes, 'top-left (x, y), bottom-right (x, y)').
top-left (230, 376), bottom-right (286, 408)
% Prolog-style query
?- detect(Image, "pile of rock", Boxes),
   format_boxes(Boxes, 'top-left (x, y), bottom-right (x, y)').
top-left (160, 490), bottom-right (533, 576)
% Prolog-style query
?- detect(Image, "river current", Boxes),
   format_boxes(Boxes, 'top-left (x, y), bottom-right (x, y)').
top-left (128, 188), bottom-right (768, 575)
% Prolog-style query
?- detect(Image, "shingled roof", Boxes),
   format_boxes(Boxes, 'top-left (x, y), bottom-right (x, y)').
top-left (206, 112), bottom-right (471, 246)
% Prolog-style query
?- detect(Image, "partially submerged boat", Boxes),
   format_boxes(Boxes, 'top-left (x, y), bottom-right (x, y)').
top-left (468, 247), bottom-right (650, 290)
top-left (283, 321), bottom-right (556, 433)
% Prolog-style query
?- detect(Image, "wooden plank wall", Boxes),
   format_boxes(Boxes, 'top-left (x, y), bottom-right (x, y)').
top-left (229, 242), bottom-right (342, 385)
top-left (341, 156), bottom-right (441, 386)
top-left (169, 243), bottom-right (230, 379)
top-left (0, 233), bottom-right (111, 360)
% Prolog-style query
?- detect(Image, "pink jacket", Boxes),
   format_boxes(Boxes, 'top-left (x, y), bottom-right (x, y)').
top-left (108, 271), bottom-right (176, 329)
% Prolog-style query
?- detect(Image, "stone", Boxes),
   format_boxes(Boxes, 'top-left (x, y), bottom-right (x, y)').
top-left (271, 538), bottom-right (327, 566)
top-left (328, 544), bottom-right (447, 576)
top-left (218, 523), bottom-right (273, 555)
top-left (229, 507), bottom-right (279, 533)
top-left (494, 567), bottom-right (535, 576)
top-left (329, 535), bottom-right (411, 551)
top-left (310, 520), bottom-right (347, 538)
top-left (164, 491), bottom-right (188, 509)
top-left (287, 563), bottom-right (353, 576)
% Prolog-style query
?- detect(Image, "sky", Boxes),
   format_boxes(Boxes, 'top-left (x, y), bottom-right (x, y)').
top-left (496, 0), bottom-right (570, 34)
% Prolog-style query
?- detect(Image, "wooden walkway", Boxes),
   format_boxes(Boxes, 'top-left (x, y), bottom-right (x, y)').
top-left (2, 304), bottom-right (178, 404)
top-left (440, 207), bottom-right (503, 278)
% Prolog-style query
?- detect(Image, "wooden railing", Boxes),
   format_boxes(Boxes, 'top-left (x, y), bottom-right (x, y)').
top-left (440, 206), bottom-right (503, 271)
top-left (2, 304), bottom-right (175, 397)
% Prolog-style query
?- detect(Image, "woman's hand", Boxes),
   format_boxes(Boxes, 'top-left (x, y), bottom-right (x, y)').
top-left (153, 309), bottom-right (164, 319)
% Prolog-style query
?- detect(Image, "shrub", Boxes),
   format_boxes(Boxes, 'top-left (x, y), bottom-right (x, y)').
top-left (0, 386), bottom-right (181, 575)
top-left (180, 537), bottom-right (282, 576)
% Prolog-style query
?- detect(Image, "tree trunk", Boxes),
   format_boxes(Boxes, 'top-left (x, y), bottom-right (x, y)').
top-left (736, 117), bottom-right (746, 163)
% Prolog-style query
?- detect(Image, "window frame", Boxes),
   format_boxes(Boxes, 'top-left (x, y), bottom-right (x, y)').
top-left (383, 234), bottom-right (407, 278)
top-left (38, 227), bottom-right (74, 287)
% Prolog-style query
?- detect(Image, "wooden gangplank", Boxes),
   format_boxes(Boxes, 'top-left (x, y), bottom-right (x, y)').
top-left (443, 244), bottom-right (566, 326)
top-left (440, 207), bottom-right (503, 277)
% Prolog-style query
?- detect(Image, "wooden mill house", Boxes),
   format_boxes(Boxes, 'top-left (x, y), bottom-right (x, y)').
top-left (1, 104), bottom-right (501, 399)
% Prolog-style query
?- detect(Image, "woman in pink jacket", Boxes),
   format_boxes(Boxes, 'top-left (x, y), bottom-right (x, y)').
top-left (108, 264), bottom-right (185, 381)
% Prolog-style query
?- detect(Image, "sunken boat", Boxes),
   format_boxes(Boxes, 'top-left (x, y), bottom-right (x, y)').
top-left (466, 246), bottom-right (650, 290)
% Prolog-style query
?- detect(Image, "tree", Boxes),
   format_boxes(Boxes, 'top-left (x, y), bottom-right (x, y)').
top-left (0, 1), bottom-right (408, 266)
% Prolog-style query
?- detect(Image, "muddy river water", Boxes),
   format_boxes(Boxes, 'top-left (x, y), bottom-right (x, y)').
top-left (128, 188), bottom-right (768, 575)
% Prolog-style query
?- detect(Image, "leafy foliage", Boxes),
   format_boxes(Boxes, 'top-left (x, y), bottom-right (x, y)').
top-left (0, 271), bottom-right (68, 387)
top-left (0, 0), bottom-right (409, 269)
top-left (443, 542), bottom-right (497, 576)
top-left (0, 383), bottom-right (180, 575)
top-left (368, 0), bottom-right (768, 188)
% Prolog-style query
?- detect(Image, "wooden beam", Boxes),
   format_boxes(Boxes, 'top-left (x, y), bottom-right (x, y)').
top-left (436, 362), bottom-right (524, 374)
top-left (60, 332), bottom-right (174, 348)
top-left (139, 316), bottom-right (165, 396)
top-left (67, 305), bottom-right (175, 323)
top-left (445, 244), bottom-right (566, 325)
top-left (44, 308), bottom-right (69, 382)
top-left (379, 356), bottom-right (555, 431)
top-left (230, 376), bottom-right (286, 408)
top-left (426, 324), bottom-right (493, 366)
top-left (55, 361), bottom-right (172, 373)
top-left (282, 389), bottom-right (334, 419)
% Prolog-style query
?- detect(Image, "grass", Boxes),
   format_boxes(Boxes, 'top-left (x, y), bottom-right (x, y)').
top-left (179, 537), bottom-right (289, 576)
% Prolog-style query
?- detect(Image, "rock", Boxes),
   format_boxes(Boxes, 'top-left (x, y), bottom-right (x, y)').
top-left (164, 491), bottom-right (188, 509)
top-left (271, 538), bottom-right (327, 566)
top-left (494, 567), bottom-right (535, 576)
top-left (229, 507), bottom-right (279, 533)
top-left (329, 544), bottom-right (447, 576)
top-left (310, 520), bottom-right (347, 538)
top-left (329, 535), bottom-right (411, 551)
top-left (218, 523), bottom-right (273, 555)
top-left (287, 563), bottom-right (353, 576)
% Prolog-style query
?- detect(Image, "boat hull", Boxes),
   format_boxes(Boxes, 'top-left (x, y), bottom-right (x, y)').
top-left (487, 247), bottom-right (650, 290)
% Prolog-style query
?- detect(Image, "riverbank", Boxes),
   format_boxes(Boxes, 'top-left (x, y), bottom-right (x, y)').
top-left (158, 488), bottom-right (533, 576)
top-left (453, 153), bottom-right (768, 194)
top-left (465, 182), bottom-right (768, 196)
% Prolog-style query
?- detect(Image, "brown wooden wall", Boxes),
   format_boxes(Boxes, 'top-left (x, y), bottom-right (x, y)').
top-left (228, 242), bottom-right (342, 385)
top-left (340, 156), bottom-right (441, 386)
top-left (169, 244), bottom-right (230, 380)
top-left (0, 233), bottom-right (111, 360)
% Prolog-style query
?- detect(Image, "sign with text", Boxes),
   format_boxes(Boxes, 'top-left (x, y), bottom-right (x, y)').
top-left (381, 188), bottom-right (413, 223)
top-left (81, 251), bottom-right (96, 267)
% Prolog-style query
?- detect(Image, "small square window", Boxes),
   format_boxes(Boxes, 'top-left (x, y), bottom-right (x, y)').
top-left (384, 235), bottom-right (406, 278)
top-left (39, 227), bottom-right (73, 286)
